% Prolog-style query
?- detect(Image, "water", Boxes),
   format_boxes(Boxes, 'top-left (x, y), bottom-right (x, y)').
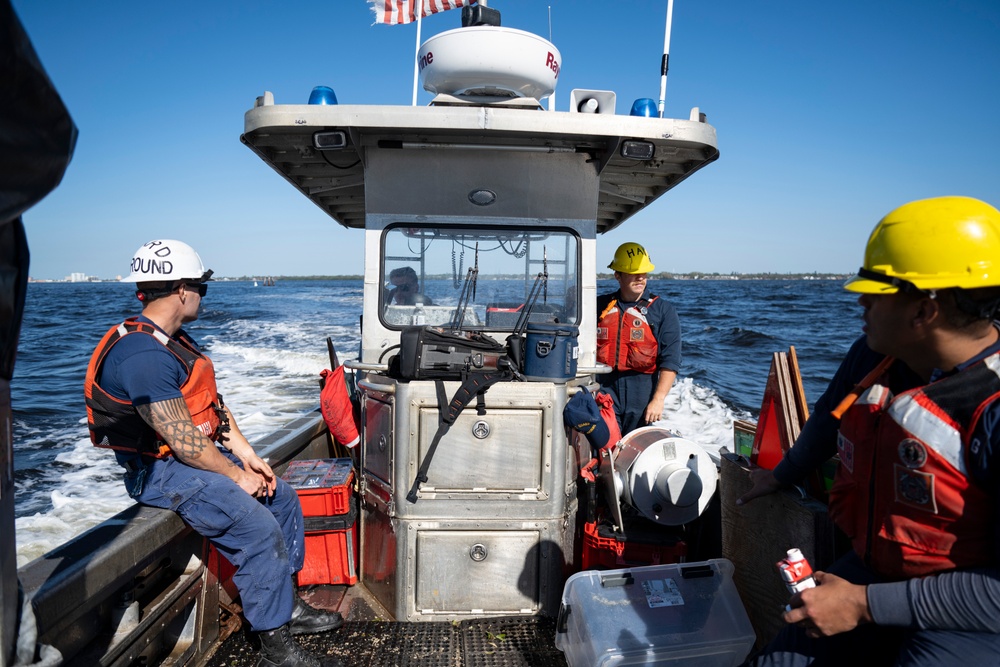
top-left (11, 277), bottom-right (862, 567)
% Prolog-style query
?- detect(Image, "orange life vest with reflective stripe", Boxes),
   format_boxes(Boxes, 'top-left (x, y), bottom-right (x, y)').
top-left (596, 295), bottom-right (659, 373)
top-left (85, 318), bottom-right (223, 458)
top-left (828, 352), bottom-right (1000, 579)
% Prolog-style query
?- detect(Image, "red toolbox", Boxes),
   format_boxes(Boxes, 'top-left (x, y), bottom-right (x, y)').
top-left (299, 498), bottom-right (359, 586)
top-left (282, 458), bottom-right (354, 517)
top-left (581, 520), bottom-right (687, 570)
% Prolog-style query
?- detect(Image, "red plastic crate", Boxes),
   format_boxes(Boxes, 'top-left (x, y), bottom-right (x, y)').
top-left (299, 500), bottom-right (358, 586)
top-left (581, 520), bottom-right (687, 570)
top-left (282, 458), bottom-right (354, 517)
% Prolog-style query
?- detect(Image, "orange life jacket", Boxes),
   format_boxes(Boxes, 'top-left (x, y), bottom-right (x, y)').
top-left (828, 352), bottom-right (1000, 578)
top-left (85, 318), bottom-right (223, 458)
top-left (596, 295), bottom-right (659, 373)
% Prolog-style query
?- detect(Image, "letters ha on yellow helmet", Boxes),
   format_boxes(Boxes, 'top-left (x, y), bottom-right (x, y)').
top-left (844, 196), bottom-right (1000, 294)
top-left (608, 242), bottom-right (655, 274)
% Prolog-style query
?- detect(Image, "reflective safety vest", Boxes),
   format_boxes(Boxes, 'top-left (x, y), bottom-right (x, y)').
top-left (828, 352), bottom-right (1000, 579)
top-left (85, 318), bottom-right (223, 458)
top-left (596, 295), bottom-right (659, 373)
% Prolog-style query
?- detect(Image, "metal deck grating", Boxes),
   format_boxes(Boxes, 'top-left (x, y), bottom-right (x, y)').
top-left (459, 617), bottom-right (567, 667)
top-left (207, 617), bottom-right (567, 667)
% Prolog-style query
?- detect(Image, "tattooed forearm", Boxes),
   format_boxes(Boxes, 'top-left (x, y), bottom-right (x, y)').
top-left (137, 398), bottom-right (234, 466)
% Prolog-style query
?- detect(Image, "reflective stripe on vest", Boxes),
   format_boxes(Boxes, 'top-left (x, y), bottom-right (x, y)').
top-left (828, 351), bottom-right (1000, 578)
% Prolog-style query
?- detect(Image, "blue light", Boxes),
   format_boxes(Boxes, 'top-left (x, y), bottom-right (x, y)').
top-left (629, 98), bottom-right (657, 117)
top-left (308, 86), bottom-right (339, 105)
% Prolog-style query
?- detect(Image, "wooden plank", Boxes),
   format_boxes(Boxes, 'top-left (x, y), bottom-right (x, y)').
top-left (775, 352), bottom-right (799, 448)
top-left (788, 346), bottom-right (810, 424)
top-left (720, 452), bottom-right (842, 650)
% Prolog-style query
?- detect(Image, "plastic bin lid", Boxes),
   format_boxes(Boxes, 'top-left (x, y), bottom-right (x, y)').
top-left (555, 559), bottom-right (755, 666)
top-left (282, 458), bottom-right (353, 489)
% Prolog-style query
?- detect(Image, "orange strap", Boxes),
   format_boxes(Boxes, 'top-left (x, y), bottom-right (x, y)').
top-left (830, 355), bottom-right (895, 419)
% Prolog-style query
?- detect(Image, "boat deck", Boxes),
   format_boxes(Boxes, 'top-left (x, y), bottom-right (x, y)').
top-left (206, 584), bottom-right (568, 666)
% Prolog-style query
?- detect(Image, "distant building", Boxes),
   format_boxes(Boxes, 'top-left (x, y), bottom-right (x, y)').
top-left (67, 273), bottom-right (101, 282)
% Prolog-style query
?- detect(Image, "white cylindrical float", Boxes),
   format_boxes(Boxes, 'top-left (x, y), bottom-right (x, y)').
top-left (611, 426), bottom-right (718, 526)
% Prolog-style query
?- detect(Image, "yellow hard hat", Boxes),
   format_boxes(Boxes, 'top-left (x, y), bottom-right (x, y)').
top-left (844, 196), bottom-right (1000, 294)
top-left (608, 242), bottom-right (655, 274)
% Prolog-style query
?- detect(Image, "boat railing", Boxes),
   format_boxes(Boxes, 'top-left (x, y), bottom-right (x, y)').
top-left (345, 360), bottom-right (390, 373)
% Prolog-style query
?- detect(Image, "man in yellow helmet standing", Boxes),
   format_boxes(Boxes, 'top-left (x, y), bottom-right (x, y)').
top-left (738, 197), bottom-right (1000, 665)
top-left (596, 242), bottom-right (681, 434)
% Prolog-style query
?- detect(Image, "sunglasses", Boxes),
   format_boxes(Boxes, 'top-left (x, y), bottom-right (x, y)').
top-left (184, 282), bottom-right (208, 297)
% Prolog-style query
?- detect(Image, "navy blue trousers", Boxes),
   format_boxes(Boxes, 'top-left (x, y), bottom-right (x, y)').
top-left (122, 448), bottom-right (304, 632)
top-left (600, 370), bottom-right (655, 435)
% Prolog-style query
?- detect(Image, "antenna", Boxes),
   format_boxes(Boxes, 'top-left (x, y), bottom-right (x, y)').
top-left (657, 0), bottom-right (675, 118)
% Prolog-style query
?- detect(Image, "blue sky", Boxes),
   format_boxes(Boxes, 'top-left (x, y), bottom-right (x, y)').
top-left (13, 0), bottom-right (1000, 280)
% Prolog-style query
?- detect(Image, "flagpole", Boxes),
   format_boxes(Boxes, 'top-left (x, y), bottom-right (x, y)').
top-left (657, 0), bottom-right (674, 118)
top-left (412, 0), bottom-right (423, 106)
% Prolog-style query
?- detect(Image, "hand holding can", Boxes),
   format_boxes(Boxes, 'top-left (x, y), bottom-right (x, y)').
top-left (777, 547), bottom-right (816, 610)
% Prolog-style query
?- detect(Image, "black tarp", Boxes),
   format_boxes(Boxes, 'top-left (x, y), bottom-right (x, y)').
top-left (2, 2), bottom-right (76, 663)
top-left (1, 0), bottom-right (77, 380)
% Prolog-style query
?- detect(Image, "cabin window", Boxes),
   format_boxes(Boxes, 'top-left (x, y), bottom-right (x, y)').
top-left (381, 225), bottom-right (580, 330)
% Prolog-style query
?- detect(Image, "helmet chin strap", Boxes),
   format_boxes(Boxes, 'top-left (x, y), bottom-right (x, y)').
top-left (135, 285), bottom-right (176, 303)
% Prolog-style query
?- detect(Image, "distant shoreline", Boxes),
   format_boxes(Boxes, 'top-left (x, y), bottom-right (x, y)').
top-left (29, 272), bottom-right (853, 284)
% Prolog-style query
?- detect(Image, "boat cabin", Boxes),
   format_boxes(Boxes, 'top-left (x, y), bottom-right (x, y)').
top-left (240, 23), bottom-right (719, 623)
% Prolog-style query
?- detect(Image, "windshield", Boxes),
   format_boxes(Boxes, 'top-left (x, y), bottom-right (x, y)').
top-left (381, 224), bottom-right (579, 330)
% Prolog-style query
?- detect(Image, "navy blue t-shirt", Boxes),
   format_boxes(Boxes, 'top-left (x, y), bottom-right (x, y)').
top-left (98, 315), bottom-right (194, 406)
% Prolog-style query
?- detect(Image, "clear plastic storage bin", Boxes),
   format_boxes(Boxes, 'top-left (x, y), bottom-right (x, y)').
top-left (555, 559), bottom-right (755, 666)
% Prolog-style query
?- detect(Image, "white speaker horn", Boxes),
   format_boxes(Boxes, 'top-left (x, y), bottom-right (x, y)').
top-left (569, 89), bottom-right (616, 115)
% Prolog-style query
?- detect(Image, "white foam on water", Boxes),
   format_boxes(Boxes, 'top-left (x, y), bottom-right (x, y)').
top-left (211, 342), bottom-right (328, 379)
top-left (653, 377), bottom-right (754, 464)
top-left (16, 437), bottom-right (133, 567)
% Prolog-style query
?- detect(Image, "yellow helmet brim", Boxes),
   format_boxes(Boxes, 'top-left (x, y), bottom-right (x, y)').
top-left (843, 275), bottom-right (898, 294)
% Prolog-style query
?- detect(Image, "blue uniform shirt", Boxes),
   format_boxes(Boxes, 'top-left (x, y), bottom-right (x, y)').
top-left (99, 315), bottom-right (194, 406)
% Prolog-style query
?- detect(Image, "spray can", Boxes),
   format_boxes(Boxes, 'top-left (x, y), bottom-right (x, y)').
top-left (777, 548), bottom-right (816, 597)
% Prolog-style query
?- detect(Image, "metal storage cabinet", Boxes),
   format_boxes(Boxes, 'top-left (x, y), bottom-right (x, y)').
top-left (361, 377), bottom-right (580, 520)
top-left (360, 486), bottom-right (579, 622)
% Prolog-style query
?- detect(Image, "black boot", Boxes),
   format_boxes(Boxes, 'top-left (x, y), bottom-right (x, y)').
top-left (288, 594), bottom-right (344, 635)
top-left (256, 624), bottom-right (342, 667)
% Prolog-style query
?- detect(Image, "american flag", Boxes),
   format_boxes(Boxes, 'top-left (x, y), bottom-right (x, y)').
top-left (370, 0), bottom-right (476, 25)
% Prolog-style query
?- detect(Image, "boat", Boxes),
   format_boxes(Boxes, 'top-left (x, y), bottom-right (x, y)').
top-left (2, 4), bottom-right (825, 666)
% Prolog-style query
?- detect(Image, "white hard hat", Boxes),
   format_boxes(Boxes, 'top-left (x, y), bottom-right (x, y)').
top-left (123, 239), bottom-right (212, 283)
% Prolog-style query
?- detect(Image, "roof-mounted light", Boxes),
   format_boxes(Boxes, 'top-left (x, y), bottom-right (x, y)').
top-left (308, 86), bottom-right (338, 105)
top-left (621, 140), bottom-right (655, 160)
top-left (313, 131), bottom-right (347, 151)
top-left (629, 98), bottom-right (657, 117)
